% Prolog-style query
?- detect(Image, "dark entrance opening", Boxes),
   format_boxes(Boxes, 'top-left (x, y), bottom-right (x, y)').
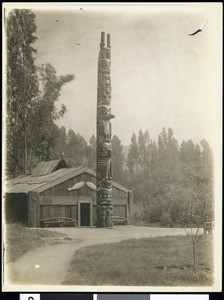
top-left (80, 203), bottom-right (90, 226)
top-left (6, 193), bottom-right (28, 224)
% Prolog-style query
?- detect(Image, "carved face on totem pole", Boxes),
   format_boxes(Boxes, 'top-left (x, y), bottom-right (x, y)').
top-left (97, 68), bottom-right (111, 107)
top-left (97, 158), bottom-right (112, 179)
top-left (99, 46), bottom-right (111, 60)
top-left (97, 105), bottom-right (111, 115)
top-left (103, 178), bottom-right (112, 189)
top-left (98, 142), bottom-right (112, 157)
top-left (98, 94), bottom-right (111, 106)
top-left (97, 187), bottom-right (112, 200)
top-left (97, 120), bottom-right (111, 142)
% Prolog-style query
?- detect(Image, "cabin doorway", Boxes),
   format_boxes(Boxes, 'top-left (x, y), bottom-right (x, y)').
top-left (80, 203), bottom-right (90, 226)
top-left (78, 199), bottom-right (92, 226)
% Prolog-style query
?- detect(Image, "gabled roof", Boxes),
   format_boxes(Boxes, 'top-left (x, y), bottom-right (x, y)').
top-left (31, 159), bottom-right (68, 177)
top-left (5, 167), bottom-right (132, 194)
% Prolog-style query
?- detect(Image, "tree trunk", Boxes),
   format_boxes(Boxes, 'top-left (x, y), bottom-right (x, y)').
top-left (30, 149), bottom-right (33, 174)
top-left (17, 146), bottom-right (21, 176)
top-left (24, 126), bottom-right (27, 175)
top-left (193, 242), bottom-right (196, 274)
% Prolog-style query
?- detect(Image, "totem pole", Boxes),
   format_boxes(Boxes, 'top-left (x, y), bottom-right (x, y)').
top-left (96, 32), bottom-right (115, 228)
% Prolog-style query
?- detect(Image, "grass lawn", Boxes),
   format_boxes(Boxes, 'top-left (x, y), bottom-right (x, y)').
top-left (64, 235), bottom-right (213, 286)
top-left (5, 222), bottom-right (65, 263)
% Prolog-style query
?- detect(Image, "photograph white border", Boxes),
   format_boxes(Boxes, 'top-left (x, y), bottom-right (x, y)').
top-left (2, 2), bottom-right (222, 293)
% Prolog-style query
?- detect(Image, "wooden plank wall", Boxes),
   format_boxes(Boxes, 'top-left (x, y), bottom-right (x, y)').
top-left (92, 205), bottom-right (97, 226)
top-left (40, 205), bottom-right (78, 220)
top-left (113, 187), bottom-right (127, 198)
top-left (40, 173), bottom-right (97, 197)
top-left (40, 195), bottom-right (126, 206)
top-left (28, 191), bottom-right (38, 227)
top-left (113, 205), bottom-right (127, 218)
top-left (40, 196), bottom-right (79, 205)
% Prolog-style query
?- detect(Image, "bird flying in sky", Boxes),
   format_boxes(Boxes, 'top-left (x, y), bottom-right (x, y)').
top-left (188, 19), bottom-right (208, 36)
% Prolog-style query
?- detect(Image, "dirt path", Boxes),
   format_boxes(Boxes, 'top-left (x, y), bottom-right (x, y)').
top-left (4, 226), bottom-right (198, 288)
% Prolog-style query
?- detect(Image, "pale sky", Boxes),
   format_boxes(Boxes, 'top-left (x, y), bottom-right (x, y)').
top-left (6, 3), bottom-right (222, 148)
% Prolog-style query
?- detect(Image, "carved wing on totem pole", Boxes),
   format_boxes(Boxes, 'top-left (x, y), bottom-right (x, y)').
top-left (96, 32), bottom-right (115, 228)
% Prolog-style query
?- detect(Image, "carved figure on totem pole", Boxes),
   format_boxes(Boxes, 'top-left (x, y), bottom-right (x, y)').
top-left (96, 32), bottom-right (114, 228)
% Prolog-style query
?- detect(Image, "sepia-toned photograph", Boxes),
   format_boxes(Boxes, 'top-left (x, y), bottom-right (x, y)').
top-left (2, 2), bottom-right (222, 292)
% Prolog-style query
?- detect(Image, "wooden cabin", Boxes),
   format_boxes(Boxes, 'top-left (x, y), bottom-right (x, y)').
top-left (5, 160), bottom-right (133, 227)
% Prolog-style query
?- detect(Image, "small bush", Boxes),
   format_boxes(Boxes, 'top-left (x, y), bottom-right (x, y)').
top-left (160, 211), bottom-right (173, 227)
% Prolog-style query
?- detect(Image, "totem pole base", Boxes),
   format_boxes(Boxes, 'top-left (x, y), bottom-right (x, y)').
top-left (97, 205), bottom-right (113, 228)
